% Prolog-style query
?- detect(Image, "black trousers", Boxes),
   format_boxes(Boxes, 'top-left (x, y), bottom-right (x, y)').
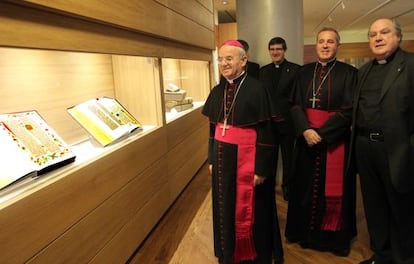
top-left (355, 135), bottom-right (414, 264)
top-left (278, 132), bottom-right (295, 189)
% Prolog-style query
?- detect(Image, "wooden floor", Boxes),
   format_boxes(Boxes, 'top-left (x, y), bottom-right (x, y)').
top-left (128, 162), bottom-right (373, 264)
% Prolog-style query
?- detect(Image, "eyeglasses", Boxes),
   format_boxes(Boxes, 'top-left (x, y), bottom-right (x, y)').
top-left (217, 56), bottom-right (235, 64)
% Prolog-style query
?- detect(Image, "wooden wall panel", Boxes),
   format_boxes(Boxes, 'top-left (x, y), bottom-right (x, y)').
top-left (0, 129), bottom-right (167, 263)
top-left (198, 0), bottom-right (214, 11)
top-left (0, 3), bottom-right (211, 60)
top-left (28, 157), bottom-right (170, 263)
top-left (7, 0), bottom-right (214, 50)
top-left (154, 0), bottom-right (214, 31)
top-left (89, 159), bottom-right (171, 263)
top-left (217, 22), bottom-right (238, 47)
top-left (167, 121), bottom-right (209, 200)
top-left (165, 107), bottom-right (208, 149)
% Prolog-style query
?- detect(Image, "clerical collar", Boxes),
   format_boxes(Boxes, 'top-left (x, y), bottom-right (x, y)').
top-left (318, 58), bottom-right (336, 67)
top-left (375, 48), bottom-right (399, 65)
top-left (274, 59), bottom-right (285, 68)
top-left (226, 71), bottom-right (246, 84)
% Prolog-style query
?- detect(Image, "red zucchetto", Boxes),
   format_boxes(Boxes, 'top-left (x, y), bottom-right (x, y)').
top-left (221, 39), bottom-right (244, 49)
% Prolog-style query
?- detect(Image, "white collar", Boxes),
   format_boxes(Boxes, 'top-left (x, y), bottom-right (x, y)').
top-left (226, 71), bottom-right (245, 84)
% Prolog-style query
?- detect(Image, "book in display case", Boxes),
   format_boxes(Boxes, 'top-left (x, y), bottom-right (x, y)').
top-left (161, 58), bottom-right (210, 121)
top-left (0, 111), bottom-right (76, 190)
top-left (67, 97), bottom-right (143, 147)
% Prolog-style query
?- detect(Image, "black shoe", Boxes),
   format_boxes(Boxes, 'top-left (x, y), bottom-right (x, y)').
top-left (332, 247), bottom-right (350, 257)
top-left (359, 255), bottom-right (375, 264)
top-left (299, 241), bottom-right (309, 249)
top-left (360, 255), bottom-right (394, 264)
top-left (274, 257), bottom-right (284, 264)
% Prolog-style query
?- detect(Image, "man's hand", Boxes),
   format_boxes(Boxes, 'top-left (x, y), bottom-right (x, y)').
top-left (254, 175), bottom-right (265, 186)
top-left (303, 129), bottom-right (322, 146)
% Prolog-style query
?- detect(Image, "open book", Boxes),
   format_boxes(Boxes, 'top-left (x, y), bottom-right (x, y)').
top-left (67, 97), bottom-right (143, 146)
top-left (0, 111), bottom-right (76, 190)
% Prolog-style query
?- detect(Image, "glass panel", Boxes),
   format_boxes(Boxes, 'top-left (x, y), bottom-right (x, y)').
top-left (161, 58), bottom-right (210, 123)
top-left (0, 47), bottom-right (161, 145)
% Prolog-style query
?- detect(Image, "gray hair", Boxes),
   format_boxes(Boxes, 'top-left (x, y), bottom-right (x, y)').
top-left (368, 18), bottom-right (403, 42)
top-left (317, 27), bottom-right (341, 44)
top-left (392, 18), bottom-right (403, 41)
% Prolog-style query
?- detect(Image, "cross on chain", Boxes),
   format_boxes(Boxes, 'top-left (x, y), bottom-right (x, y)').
top-left (220, 118), bottom-right (229, 136)
top-left (309, 96), bottom-right (320, 108)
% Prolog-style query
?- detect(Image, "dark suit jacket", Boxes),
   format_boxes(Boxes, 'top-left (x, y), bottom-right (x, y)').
top-left (246, 60), bottom-right (260, 80)
top-left (259, 60), bottom-right (300, 135)
top-left (351, 49), bottom-right (414, 192)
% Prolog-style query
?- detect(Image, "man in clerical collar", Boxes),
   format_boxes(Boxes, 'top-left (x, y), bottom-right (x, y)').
top-left (352, 18), bottom-right (414, 264)
top-left (202, 39), bottom-right (284, 263)
top-left (259, 37), bottom-right (301, 201)
top-left (286, 27), bottom-right (358, 257)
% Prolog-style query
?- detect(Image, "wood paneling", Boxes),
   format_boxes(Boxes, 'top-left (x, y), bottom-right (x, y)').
top-left (167, 120), bottom-right (209, 199)
top-left (166, 107), bottom-right (207, 149)
top-left (89, 160), bottom-right (171, 263)
top-left (154, 0), bottom-right (214, 31)
top-left (29, 155), bottom-right (170, 263)
top-left (198, 0), bottom-right (214, 12)
top-left (6, 0), bottom-right (214, 50)
top-left (217, 22), bottom-right (238, 46)
top-left (0, 128), bottom-right (168, 263)
top-left (0, 2), bottom-right (212, 60)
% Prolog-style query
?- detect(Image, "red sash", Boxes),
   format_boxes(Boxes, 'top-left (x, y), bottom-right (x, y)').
top-left (215, 124), bottom-right (257, 262)
top-left (305, 109), bottom-right (344, 231)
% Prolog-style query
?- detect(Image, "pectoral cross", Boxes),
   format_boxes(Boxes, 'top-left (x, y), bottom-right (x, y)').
top-left (220, 118), bottom-right (229, 136)
top-left (309, 96), bottom-right (320, 108)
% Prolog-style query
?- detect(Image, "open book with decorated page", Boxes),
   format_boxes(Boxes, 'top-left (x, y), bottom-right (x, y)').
top-left (67, 97), bottom-right (143, 147)
top-left (0, 111), bottom-right (76, 190)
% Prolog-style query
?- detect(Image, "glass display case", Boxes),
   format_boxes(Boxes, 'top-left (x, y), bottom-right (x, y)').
top-left (0, 46), bottom-right (212, 203)
top-left (0, 47), bottom-right (163, 201)
top-left (161, 58), bottom-right (210, 122)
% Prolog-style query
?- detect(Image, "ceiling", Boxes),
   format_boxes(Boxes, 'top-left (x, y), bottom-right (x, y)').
top-left (214, 0), bottom-right (414, 43)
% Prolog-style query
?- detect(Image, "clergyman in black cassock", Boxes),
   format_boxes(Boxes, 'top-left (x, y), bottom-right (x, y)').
top-left (202, 40), bottom-right (283, 264)
top-left (259, 36), bottom-right (301, 201)
top-left (285, 27), bottom-right (358, 256)
top-left (352, 18), bottom-right (414, 264)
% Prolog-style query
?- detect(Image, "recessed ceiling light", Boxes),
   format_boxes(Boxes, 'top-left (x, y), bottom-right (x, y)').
top-left (222, 0), bottom-right (228, 5)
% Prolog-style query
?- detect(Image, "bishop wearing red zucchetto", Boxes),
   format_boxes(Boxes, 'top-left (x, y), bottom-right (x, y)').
top-left (202, 40), bottom-right (284, 264)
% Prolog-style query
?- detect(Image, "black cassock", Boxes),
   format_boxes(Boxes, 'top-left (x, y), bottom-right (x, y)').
top-left (202, 73), bottom-right (283, 263)
top-left (285, 60), bottom-right (358, 255)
